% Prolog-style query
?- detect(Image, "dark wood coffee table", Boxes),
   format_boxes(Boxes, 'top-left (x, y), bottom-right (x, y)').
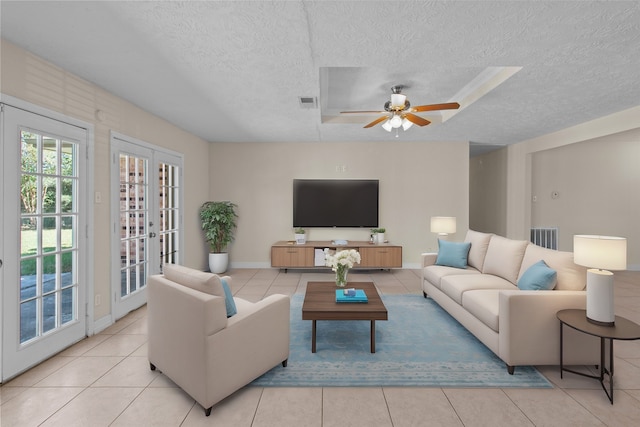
top-left (302, 281), bottom-right (388, 353)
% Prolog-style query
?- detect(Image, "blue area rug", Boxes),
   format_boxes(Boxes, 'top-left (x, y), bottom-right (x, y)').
top-left (251, 294), bottom-right (552, 388)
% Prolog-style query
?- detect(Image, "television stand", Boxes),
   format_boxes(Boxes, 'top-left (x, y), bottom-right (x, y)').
top-left (270, 240), bottom-right (402, 270)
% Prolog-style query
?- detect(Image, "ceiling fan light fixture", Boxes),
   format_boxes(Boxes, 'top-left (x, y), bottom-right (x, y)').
top-left (401, 118), bottom-right (413, 130)
top-left (390, 94), bottom-right (406, 108)
top-left (381, 119), bottom-right (393, 132)
top-left (390, 114), bottom-right (403, 128)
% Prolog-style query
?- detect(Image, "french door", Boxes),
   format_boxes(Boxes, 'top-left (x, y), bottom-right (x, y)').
top-left (110, 133), bottom-right (182, 320)
top-left (1, 104), bottom-right (90, 381)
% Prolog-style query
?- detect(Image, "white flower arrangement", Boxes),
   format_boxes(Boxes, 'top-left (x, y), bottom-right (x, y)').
top-left (324, 248), bottom-right (361, 271)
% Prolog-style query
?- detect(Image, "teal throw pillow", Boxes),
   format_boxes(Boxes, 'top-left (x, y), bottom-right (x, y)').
top-left (517, 260), bottom-right (557, 291)
top-left (435, 240), bottom-right (471, 269)
top-left (221, 278), bottom-right (237, 317)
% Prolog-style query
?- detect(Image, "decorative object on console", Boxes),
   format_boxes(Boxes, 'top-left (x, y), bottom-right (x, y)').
top-left (431, 216), bottom-right (456, 238)
top-left (573, 235), bottom-right (627, 326)
top-left (199, 201), bottom-right (238, 274)
top-left (371, 228), bottom-right (386, 244)
top-left (294, 228), bottom-right (306, 244)
top-left (324, 248), bottom-right (361, 287)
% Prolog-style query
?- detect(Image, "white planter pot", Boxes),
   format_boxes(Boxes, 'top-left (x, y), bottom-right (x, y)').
top-left (295, 233), bottom-right (306, 244)
top-left (209, 253), bottom-right (229, 274)
top-left (376, 233), bottom-right (385, 244)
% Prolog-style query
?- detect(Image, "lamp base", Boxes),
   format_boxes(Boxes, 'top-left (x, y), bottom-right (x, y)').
top-left (586, 269), bottom-right (615, 327)
top-left (586, 317), bottom-right (615, 327)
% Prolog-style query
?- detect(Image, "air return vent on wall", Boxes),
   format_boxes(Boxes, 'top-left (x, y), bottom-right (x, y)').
top-left (530, 227), bottom-right (558, 250)
top-left (298, 96), bottom-right (318, 109)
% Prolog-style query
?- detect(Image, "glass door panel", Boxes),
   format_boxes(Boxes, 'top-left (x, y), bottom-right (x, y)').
top-left (19, 131), bottom-right (79, 344)
top-left (2, 104), bottom-right (88, 382)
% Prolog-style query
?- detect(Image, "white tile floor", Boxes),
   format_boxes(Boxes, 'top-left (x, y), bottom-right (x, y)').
top-left (1, 269), bottom-right (639, 426)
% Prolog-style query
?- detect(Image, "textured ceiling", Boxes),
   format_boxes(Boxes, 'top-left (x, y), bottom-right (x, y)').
top-left (2, 1), bottom-right (639, 155)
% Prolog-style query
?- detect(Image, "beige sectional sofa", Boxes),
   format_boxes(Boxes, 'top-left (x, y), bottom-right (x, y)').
top-left (422, 230), bottom-right (599, 373)
top-left (147, 264), bottom-right (290, 415)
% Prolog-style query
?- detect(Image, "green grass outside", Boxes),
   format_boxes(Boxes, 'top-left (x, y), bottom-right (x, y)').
top-left (21, 229), bottom-right (73, 276)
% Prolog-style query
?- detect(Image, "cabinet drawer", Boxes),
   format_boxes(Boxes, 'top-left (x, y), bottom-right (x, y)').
top-left (271, 246), bottom-right (314, 267)
top-left (358, 246), bottom-right (402, 268)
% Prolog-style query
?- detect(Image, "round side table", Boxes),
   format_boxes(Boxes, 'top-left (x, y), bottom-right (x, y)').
top-left (557, 309), bottom-right (640, 404)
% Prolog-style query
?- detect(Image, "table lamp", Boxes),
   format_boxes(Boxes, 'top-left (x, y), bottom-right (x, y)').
top-left (573, 235), bottom-right (627, 326)
top-left (430, 217), bottom-right (456, 237)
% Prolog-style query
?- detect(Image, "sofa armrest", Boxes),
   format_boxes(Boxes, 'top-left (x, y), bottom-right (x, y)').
top-left (499, 290), bottom-right (598, 366)
top-left (421, 252), bottom-right (437, 268)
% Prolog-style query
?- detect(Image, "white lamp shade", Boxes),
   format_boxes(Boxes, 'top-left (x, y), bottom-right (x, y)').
top-left (430, 216), bottom-right (457, 235)
top-left (401, 118), bottom-right (413, 130)
top-left (573, 235), bottom-right (627, 271)
top-left (390, 93), bottom-right (406, 108)
top-left (381, 119), bottom-right (392, 132)
top-left (390, 114), bottom-right (403, 128)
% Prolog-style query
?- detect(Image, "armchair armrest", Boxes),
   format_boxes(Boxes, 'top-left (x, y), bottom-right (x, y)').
top-left (206, 294), bottom-right (290, 400)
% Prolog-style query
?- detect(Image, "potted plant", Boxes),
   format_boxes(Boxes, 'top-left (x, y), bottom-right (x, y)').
top-left (200, 201), bottom-right (238, 273)
top-left (371, 228), bottom-right (386, 244)
top-left (294, 227), bottom-right (306, 244)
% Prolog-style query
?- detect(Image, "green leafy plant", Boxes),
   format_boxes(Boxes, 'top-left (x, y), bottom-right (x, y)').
top-left (294, 228), bottom-right (306, 234)
top-left (371, 228), bottom-right (386, 234)
top-left (199, 201), bottom-right (238, 253)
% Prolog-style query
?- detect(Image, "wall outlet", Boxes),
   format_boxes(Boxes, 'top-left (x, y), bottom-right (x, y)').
top-left (95, 294), bottom-right (101, 306)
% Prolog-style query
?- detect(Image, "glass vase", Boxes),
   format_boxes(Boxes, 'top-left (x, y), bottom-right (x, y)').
top-left (335, 267), bottom-right (348, 287)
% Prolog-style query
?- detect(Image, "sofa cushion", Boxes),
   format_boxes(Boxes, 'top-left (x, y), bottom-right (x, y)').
top-left (462, 290), bottom-right (500, 332)
top-left (481, 235), bottom-right (529, 284)
top-left (440, 274), bottom-right (516, 305)
top-left (517, 260), bottom-right (557, 291)
top-left (435, 240), bottom-right (471, 269)
top-left (518, 244), bottom-right (587, 291)
top-left (423, 265), bottom-right (481, 289)
top-left (464, 230), bottom-right (493, 271)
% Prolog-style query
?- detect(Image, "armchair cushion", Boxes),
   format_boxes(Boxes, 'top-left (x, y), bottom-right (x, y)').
top-left (163, 263), bottom-right (224, 295)
top-left (163, 263), bottom-right (236, 317)
top-left (221, 278), bottom-right (237, 317)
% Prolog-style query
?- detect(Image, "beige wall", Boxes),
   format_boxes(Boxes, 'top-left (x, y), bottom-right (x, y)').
top-left (469, 106), bottom-right (640, 269)
top-left (531, 128), bottom-right (640, 267)
top-left (208, 141), bottom-right (470, 268)
top-left (1, 40), bottom-right (211, 321)
top-left (469, 148), bottom-right (507, 236)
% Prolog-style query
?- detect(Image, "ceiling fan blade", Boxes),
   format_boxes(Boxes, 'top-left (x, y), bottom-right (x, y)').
top-left (411, 102), bottom-right (460, 112)
top-left (363, 115), bottom-right (389, 128)
top-left (341, 110), bottom-right (386, 114)
top-left (404, 113), bottom-right (431, 127)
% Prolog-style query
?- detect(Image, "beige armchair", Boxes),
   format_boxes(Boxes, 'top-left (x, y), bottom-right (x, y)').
top-left (147, 264), bottom-right (290, 416)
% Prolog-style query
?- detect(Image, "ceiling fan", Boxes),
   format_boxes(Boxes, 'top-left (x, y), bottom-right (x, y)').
top-left (340, 85), bottom-right (460, 134)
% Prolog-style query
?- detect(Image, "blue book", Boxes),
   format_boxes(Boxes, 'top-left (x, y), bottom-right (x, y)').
top-left (335, 289), bottom-right (368, 303)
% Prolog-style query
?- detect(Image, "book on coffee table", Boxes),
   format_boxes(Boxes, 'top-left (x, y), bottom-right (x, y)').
top-left (335, 289), bottom-right (368, 303)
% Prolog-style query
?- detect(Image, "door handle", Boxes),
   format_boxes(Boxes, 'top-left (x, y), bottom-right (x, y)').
top-left (149, 232), bottom-right (157, 238)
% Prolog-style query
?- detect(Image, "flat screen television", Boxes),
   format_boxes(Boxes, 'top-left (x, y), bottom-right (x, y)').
top-left (293, 179), bottom-right (379, 228)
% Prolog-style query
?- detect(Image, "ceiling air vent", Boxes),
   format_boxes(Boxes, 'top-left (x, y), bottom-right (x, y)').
top-left (298, 96), bottom-right (318, 109)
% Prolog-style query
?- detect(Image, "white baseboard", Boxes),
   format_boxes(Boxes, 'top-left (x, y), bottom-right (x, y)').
top-left (92, 314), bottom-right (113, 335)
